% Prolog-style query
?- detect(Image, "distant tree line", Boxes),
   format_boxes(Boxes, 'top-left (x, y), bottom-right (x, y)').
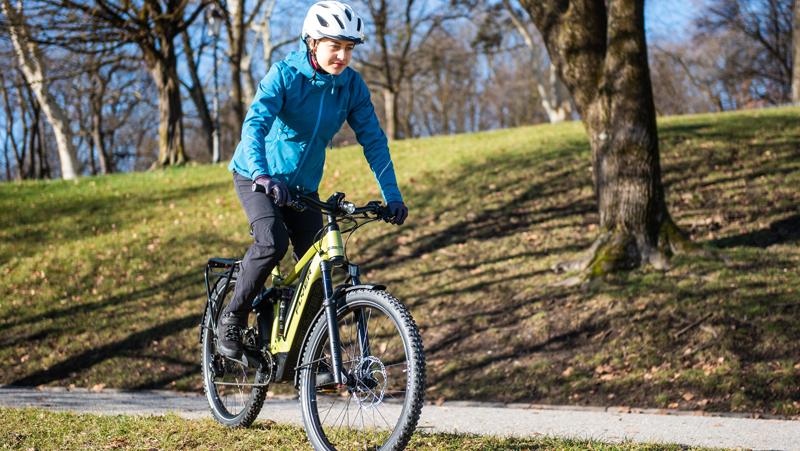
top-left (0, 0), bottom-right (798, 181)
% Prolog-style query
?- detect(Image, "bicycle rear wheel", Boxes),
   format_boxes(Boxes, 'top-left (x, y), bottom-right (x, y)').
top-left (201, 276), bottom-right (268, 427)
top-left (299, 289), bottom-right (425, 450)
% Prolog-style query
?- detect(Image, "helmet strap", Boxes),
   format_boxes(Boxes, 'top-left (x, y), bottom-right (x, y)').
top-left (307, 42), bottom-right (330, 75)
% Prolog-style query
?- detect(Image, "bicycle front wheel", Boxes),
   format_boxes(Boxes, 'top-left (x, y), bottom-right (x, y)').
top-left (299, 289), bottom-right (425, 450)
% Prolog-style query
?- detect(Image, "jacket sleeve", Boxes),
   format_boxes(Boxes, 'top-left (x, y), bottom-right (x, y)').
top-left (347, 75), bottom-right (403, 204)
top-left (240, 64), bottom-right (285, 179)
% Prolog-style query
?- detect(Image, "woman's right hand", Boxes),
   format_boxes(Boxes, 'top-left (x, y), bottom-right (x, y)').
top-left (253, 175), bottom-right (289, 206)
top-left (386, 201), bottom-right (408, 225)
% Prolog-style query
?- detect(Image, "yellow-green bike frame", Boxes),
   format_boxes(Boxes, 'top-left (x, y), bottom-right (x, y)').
top-left (203, 191), bottom-right (385, 387)
top-left (268, 226), bottom-right (344, 355)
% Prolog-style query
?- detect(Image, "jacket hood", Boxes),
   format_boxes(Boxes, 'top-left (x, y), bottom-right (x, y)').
top-left (284, 39), bottom-right (349, 89)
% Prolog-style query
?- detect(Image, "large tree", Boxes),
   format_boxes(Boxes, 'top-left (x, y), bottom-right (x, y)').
top-left (517, 0), bottom-right (689, 276)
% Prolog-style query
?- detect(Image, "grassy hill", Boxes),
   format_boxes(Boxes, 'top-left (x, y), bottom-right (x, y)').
top-left (1, 107), bottom-right (798, 416)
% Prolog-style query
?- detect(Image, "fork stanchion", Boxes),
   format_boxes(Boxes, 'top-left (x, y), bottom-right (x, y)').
top-left (320, 259), bottom-right (345, 385)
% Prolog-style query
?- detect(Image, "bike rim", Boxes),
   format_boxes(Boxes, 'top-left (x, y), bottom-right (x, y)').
top-left (308, 302), bottom-right (411, 449)
top-left (203, 317), bottom-right (264, 419)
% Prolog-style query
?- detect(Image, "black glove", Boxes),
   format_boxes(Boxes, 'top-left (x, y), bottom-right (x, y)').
top-left (386, 201), bottom-right (408, 225)
top-left (254, 175), bottom-right (289, 207)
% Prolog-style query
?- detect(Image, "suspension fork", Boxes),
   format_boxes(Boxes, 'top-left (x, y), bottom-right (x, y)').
top-left (349, 264), bottom-right (371, 360)
top-left (320, 259), bottom-right (346, 385)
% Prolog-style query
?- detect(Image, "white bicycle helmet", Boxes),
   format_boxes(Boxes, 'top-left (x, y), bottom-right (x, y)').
top-left (302, 1), bottom-right (365, 44)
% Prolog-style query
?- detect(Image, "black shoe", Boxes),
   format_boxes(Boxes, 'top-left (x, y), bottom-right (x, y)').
top-left (217, 311), bottom-right (247, 359)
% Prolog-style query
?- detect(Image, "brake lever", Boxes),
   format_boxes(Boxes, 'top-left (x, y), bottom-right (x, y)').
top-left (287, 199), bottom-right (306, 212)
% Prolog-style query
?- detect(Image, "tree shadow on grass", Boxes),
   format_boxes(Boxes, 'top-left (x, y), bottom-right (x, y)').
top-left (10, 314), bottom-right (199, 387)
top-left (710, 213), bottom-right (800, 248)
top-left (357, 149), bottom-right (594, 273)
top-left (0, 180), bottom-right (231, 266)
top-left (1, 270), bottom-right (199, 330)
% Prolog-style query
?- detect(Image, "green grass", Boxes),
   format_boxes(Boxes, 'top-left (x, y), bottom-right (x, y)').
top-left (0, 407), bottom-right (699, 450)
top-left (1, 106), bottom-right (799, 416)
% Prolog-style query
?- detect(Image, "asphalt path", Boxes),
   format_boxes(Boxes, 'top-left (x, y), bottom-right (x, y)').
top-left (1, 386), bottom-right (798, 450)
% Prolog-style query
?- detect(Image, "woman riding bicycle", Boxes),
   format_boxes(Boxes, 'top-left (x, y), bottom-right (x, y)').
top-left (220, 0), bottom-right (408, 359)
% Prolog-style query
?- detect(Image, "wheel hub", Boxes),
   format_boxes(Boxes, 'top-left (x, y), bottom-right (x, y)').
top-left (351, 356), bottom-right (387, 409)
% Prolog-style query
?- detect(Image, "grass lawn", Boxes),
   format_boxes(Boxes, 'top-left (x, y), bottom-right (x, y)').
top-left (1, 106), bottom-right (798, 416)
top-left (0, 407), bottom-right (700, 450)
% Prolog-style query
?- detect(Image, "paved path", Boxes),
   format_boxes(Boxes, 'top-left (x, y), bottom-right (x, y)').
top-left (1, 386), bottom-right (798, 450)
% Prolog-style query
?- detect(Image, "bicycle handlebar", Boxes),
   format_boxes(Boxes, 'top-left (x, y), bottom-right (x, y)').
top-left (252, 184), bottom-right (388, 220)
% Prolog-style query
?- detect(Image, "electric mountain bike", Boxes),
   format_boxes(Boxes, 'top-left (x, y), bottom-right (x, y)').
top-left (200, 190), bottom-right (425, 450)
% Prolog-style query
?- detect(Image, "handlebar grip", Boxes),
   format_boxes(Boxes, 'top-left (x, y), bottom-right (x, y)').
top-left (252, 182), bottom-right (306, 212)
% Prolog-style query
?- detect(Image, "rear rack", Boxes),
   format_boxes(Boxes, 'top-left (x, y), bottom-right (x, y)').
top-left (200, 258), bottom-right (240, 343)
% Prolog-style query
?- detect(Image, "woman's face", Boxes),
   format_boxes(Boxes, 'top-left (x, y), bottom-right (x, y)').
top-left (313, 38), bottom-right (355, 75)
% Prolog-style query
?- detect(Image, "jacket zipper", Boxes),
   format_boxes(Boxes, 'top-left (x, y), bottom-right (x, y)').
top-left (288, 87), bottom-right (327, 189)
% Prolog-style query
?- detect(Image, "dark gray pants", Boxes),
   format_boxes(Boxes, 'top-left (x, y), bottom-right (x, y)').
top-left (226, 172), bottom-right (323, 314)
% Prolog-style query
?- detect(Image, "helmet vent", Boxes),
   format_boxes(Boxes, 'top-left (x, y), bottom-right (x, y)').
top-left (344, 8), bottom-right (352, 20)
top-left (356, 18), bottom-right (361, 31)
top-left (316, 14), bottom-right (329, 27)
top-left (333, 14), bottom-right (344, 28)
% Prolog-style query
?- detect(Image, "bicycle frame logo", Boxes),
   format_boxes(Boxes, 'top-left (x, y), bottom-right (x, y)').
top-left (269, 226), bottom-right (345, 356)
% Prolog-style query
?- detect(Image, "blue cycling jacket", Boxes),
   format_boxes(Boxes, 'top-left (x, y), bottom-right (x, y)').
top-left (228, 41), bottom-right (403, 203)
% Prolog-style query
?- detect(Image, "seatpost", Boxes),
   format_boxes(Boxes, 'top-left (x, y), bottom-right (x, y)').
top-left (320, 259), bottom-right (345, 385)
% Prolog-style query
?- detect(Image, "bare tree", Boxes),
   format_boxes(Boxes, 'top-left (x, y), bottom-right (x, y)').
top-left (2, 0), bottom-right (79, 179)
top-left (357, 0), bottom-right (462, 140)
top-left (698, 0), bottom-right (795, 105)
top-left (49, 0), bottom-right (210, 167)
top-left (517, 0), bottom-right (690, 277)
top-left (500, 0), bottom-right (572, 123)
top-left (216, 0), bottom-right (294, 138)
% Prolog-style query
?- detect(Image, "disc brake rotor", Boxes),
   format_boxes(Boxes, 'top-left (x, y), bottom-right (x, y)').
top-left (352, 356), bottom-right (387, 409)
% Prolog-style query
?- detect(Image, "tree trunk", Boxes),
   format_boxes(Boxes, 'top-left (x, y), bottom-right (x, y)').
top-left (3, 131), bottom-right (9, 181)
top-left (3, 0), bottom-right (80, 179)
top-left (537, 65), bottom-right (573, 123)
top-left (90, 72), bottom-right (111, 174)
top-left (28, 99), bottom-right (40, 179)
top-left (36, 113), bottom-right (51, 179)
top-left (228, 0), bottom-right (246, 136)
top-left (91, 103), bottom-right (110, 174)
top-left (148, 38), bottom-right (186, 167)
top-left (181, 30), bottom-right (214, 159)
top-left (383, 88), bottom-right (398, 140)
top-left (1, 73), bottom-right (19, 180)
top-left (520, 0), bottom-right (690, 277)
top-left (793, 0), bottom-right (800, 104)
